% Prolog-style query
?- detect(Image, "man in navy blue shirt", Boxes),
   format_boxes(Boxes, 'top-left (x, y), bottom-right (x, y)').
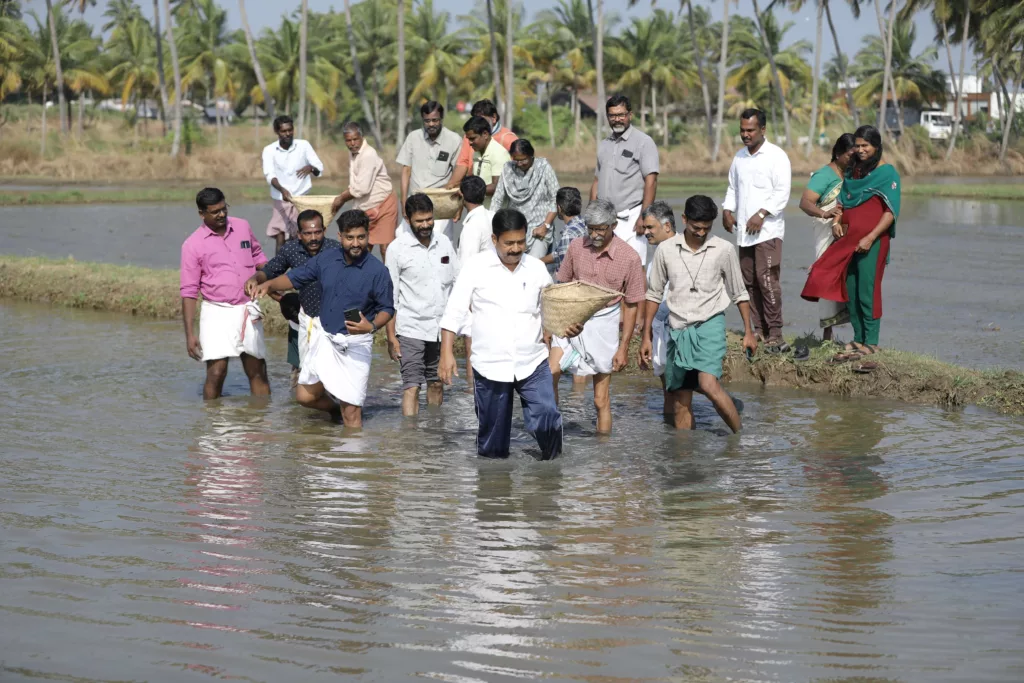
top-left (245, 209), bottom-right (341, 384)
top-left (254, 210), bottom-right (394, 427)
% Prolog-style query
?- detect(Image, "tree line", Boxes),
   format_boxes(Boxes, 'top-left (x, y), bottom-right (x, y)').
top-left (0, 0), bottom-right (1020, 161)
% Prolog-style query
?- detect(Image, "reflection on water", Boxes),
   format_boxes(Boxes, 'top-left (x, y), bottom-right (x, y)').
top-left (1, 300), bottom-right (1024, 682)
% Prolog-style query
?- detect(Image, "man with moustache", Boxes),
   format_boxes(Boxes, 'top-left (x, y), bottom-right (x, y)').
top-left (446, 99), bottom-right (518, 189)
top-left (438, 209), bottom-right (575, 460)
top-left (641, 195), bottom-right (758, 433)
top-left (262, 115), bottom-right (325, 252)
top-left (385, 194), bottom-right (460, 416)
top-left (549, 198), bottom-right (646, 435)
top-left (636, 201), bottom-right (678, 416)
top-left (244, 209), bottom-right (341, 383)
top-left (396, 101), bottom-right (462, 240)
top-left (253, 210), bottom-right (394, 428)
top-left (331, 122), bottom-right (398, 262)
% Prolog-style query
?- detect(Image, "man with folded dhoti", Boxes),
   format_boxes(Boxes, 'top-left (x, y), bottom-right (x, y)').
top-left (244, 209), bottom-right (341, 383)
top-left (549, 198), bottom-right (646, 435)
top-left (397, 100), bottom-right (462, 240)
top-left (330, 122), bottom-right (398, 263)
top-left (253, 210), bottom-right (394, 428)
top-left (640, 195), bottom-right (758, 433)
top-left (180, 187), bottom-right (271, 400)
top-left (637, 200), bottom-right (678, 416)
top-left (438, 209), bottom-right (572, 460)
top-left (590, 94), bottom-right (659, 266)
top-left (385, 193), bottom-right (460, 416)
top-left (262, 115), bottom-right (325, 252)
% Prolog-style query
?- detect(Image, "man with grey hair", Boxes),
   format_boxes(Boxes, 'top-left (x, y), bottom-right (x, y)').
top-left (549, 197), bottom-right (646, 434)
top-left (332, 120), bottom-right (398, 261)
top-left (638, 200), bottom-right (677, 415)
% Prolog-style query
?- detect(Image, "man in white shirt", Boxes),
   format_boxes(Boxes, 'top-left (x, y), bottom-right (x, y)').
top-left (454, 175), bottom-right (494, 382)
top-left (386, 194), bottom-right (460, 416)
top-left (396, 100), bottom-right (463, 240)
top-left (261, 115), bottom-right (325, 252)
top-left (439, 209), bottom-right (580, 460)
top-left (722, 108), bottom-right (792, 352)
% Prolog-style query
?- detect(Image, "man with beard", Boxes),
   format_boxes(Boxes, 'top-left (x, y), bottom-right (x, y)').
top-left (262, 115), bottom-right (325, 252)
top-left (591, 94), bottom-right (659, 266)
top-left (636, 201), bottom-right (678, 416)
top-left (331, 122), bottom-right (398, 262)
top-left (385, 194), bottom-right (460, 416)
top-left (253, 210), bottom-right (394, 428)
top-left (438, 209), bottom-right (575, 460)
top-left (244, 209), bottom-right (341, 385)
top-left (641, 195), bottom-right (758, 432)
top-left (396, 101), bottom-right (462, 240)
top-left (548, 198), bottom-right (646, 435)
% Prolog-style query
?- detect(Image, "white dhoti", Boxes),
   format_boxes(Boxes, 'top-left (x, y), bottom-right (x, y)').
top-left (296, 308), bottom-right (323, 368)
top-left (652, 317), bottom-right (668, 378)
top-left (812, 215), bottom-right (848, 328)
top-left (199, 300), bottom-right (266, 361)
top-left (554, 304), bottom-right (621, 376)
top-left (614, 204), bottom-right (648, 266)
top-left (298, 330), bottom-right (374, 407)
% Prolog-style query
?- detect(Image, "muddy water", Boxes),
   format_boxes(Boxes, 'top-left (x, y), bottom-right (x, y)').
top-left (2, 299), bottom-right (1023, 681)
top-left (1, 196), bottom-right (1022, 369)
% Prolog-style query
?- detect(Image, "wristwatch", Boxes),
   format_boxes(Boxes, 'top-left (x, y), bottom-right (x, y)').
top-left (369, 321), bottom-right (378, 334)
top-left (758, 210), bottom-right (768, 219)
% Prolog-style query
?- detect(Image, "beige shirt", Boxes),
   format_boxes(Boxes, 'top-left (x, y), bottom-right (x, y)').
top-left (645, 234), bottom-right (749, 330)
top-left (396, 127), bottom-right (463, 193)
top-left (348, 141), bottom-right (393, 211)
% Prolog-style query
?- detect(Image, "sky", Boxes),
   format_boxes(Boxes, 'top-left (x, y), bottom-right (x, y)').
top-left (21, 0), bottom-right (965, 70)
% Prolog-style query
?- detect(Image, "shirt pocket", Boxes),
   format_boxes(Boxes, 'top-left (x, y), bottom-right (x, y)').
top-left (614, 151), bottom-right (636, 175)
top-left (431, 152), bottom-right (452, 178)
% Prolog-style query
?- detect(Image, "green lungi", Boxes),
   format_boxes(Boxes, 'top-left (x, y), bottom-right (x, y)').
top-left (664, 312), bottom-right (727, 391)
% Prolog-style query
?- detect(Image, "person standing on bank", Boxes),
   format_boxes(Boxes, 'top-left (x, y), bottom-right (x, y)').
top-left (447, 99), bottom-right (518, 190)
top-left (396, 101), bottom-right (463, 240)
top-left (331, 122), bottom-right (399, 263)
top-left (798, 133), bottom-right (856, 342)
top-left (438, 209), bottom-right (571, 460)
top-left (637, 201), bottom-right (678, 416)
top-left (244, 209), bottom-right (341, 379)
top-left (722, 108), bottom-right (792, 353)
top-left (549, 198), bottom-right (647, 435)
top-left (253, 210), bottom-right (394, 428)
top-left (591, 94), bottom-right (659, 266)
top-left (262, 115), bottom-right (325, 252)
top-left (386, 194), bottom-right (460, 416)
top-left (455, 175), bottom-right (495, 383)
top-left (180, 188), bottom-right (271, 400)
top-left (491, 139), bottom-right (559, 260)
top-left (641, 195), bottom-right (758, 432)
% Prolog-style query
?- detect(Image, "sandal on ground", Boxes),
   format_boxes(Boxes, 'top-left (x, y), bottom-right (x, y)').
top-left (793, 345), bottom-right (810, 361)
top-left (829, 351), bottom-right (861, 365)
top-left (764, 339), bottom-right (791, 354)
top-left (853, 361), bottom-right (878, 374)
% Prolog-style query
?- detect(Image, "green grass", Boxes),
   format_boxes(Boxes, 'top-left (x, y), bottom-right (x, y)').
top-left (2, 253), bottom-right (1022, 417)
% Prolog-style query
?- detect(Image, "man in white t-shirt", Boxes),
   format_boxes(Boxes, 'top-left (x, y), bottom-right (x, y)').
top-left (261, 115), bottom-right (325, 252)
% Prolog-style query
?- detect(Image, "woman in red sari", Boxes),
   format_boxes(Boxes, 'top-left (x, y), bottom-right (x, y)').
top-left (801, 126), bottom-right (900, 361)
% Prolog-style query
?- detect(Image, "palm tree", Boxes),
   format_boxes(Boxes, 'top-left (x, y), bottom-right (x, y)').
top-left (257, 15), bottom-right (340, 120)
top-left (712, 0), bottom-right (731, 162)
top-left (851, 21), bottom-right (947, 117)
top-left (239, 0), bottom-right (272, 119)
top-left (64, 27), bottom-right (108, 139)
top-left (396, 0), bottom-right (406, 145)
top-left (538, 0), bottom-right (596, 142)
top-left (43, 0), bottom-right (67, 134)
top-left (352, 0), bottom-right (395, 140)
top-left (504, 0), bottom-right (515, 130)
top-left (297, 0), bottom-right (307, 136)
top-left (749, 0), bottom-right (792, 144)
top-left (607, 14), bottom-right (675, 128)
top-left (523, 24), bottom-right (566, 145)
top-left (976, 0), bottom-right (1022, 161)
top-left (594, 0), bottom-right (605, 140)
top-left (685, 0), bottom-right (714, 142)
top-left (106, 15), bottom-right (159, 143)
top-left (395, 0), bottom-right (464, 108)
top-left (486, 0), bottom-right (502, 107)
top-left (0, 8), bottom-right (27, 105)
top-left (343, 0), bottom-right (384, 149)
top-left (161, 0), bottom-right (182, 155)
top-left (176, 0), bottom-right (235, 146)
top-left (824, 0), bottom-right (859, 127)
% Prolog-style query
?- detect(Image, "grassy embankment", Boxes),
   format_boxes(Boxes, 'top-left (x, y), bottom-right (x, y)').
top-left (2, 254), bottom-right (1021, 417)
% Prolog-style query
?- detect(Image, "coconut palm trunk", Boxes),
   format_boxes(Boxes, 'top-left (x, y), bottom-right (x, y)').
top-left (77, 91), bottom-right (85, 140)
top-left (240, 0), bottom-right (273, 120)
top-left (486, 0), bottom-right (502, 110)
top-left (825, 0), bottom-right (858, 126)
top-left (750, 0), bottom-right (791, 145)
top-left (712, 0), bottom-right (730, 162)
top-left (44, 0), bottom-right (67, 134)
top-left (297, 0), bottom-right (308, 137)
top-left (343, 0), bottom-right (385, 150)
top-left (546, 76), bottom-right (555, 145)
top-left (873, 0), bottom-right (901, 135)
top-left (945, 1), bottom-right (970, 159)
top-left (151, 0), bottom-right (169, 133)
top-left (595, 0), bottom-right (606, 140)
top-left (806, 0), bottom-right (824, 156)
top-left (504, 0), bottom-right (514, 130)
top-left (41, 82), bottom-right (48, 155)
top-left (162, 0), bottom-right (183, 156)
top-left (396, 0), bottom-right (407, 146)
top-left (885, 0), bottom-right (904, 136)
top-left (686, 0), bottom-right (713, 143)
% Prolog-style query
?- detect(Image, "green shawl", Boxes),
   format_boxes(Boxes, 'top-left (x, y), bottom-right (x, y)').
top-left (842, 162), bottom-right (901, 239)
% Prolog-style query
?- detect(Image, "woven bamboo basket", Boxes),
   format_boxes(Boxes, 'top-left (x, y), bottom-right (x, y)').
top-left (288, 195), bottom-right (340, 226)
top-left (421, 188), bottom-right (464, 220)
top-left (541, 281), bottom-right (622, 337)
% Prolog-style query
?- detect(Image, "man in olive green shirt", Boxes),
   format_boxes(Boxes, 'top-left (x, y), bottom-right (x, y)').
top-left (463, 116), bottom-right (511, 199)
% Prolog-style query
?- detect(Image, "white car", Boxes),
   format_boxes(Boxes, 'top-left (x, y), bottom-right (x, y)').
top-left (920, 111), bottom-right (953, 140)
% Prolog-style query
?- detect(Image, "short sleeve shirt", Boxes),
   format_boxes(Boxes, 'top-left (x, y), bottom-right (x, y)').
top-left (396, 127), bottom-right (463, 193)
top-left (475, 139), bottom-right (512, 182)
top-left (595, 126), bottom-right (660, 214)
top-left (557, 234), bottom-right (647, 306)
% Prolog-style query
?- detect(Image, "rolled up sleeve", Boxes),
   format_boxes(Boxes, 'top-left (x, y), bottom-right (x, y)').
top-left (348, 152), bottom-right (373, 200)
top-left (180, 241), bottom-right (201, 299)
top-left (723, 246), bottom-right (750, 304)
top-left (305, 141), bottom-right (325, 176)
top-left (645, 246), bottom-right (668, 304)
top-left (440, 261), bottom-right (475, 334)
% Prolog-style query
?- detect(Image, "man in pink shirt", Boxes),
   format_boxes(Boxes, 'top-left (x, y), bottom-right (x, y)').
top-left (180, 187), bottom-right (271, 400)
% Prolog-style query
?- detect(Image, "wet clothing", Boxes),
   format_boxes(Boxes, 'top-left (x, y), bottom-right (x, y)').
top-left (473, 361), bottom-right (562, 460)
top-left (260, 238), bottom-right (342, 317)
top-left (199, 300), bottom-right (265, 361)
top-left (664, 312), bottom-right (727, 390)
top-left (398, 336), bottom-right (441, 390)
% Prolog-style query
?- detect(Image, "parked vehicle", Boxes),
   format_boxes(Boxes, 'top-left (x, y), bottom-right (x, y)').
top-left (920, 110), bottom-right (953, 140)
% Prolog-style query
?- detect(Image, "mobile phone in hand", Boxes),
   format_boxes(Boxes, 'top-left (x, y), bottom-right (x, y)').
top-left (344, 308), bottom-right (362, 324)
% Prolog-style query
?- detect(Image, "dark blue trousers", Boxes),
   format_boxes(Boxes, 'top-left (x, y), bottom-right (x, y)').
top-left (473, 361), bottom-right (563, 460)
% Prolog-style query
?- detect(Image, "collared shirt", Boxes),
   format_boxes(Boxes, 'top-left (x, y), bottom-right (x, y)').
top-left (455, 125), bottom-right (517, 168)
top-left (458, 205), bottom-right (496, 263)
top-left (386, 230), bottom-right (460, 342)
top-left (180, 217), bottom-right (267, 305)
top-left (557, 234), bottom-right (647, 306)
top-left (396, 127), bottom-right (463, 193)
top-left (595, 125), bottom-right (660, 214)
top-left (553, 216), bottom-right (587, 278)
top-left (348, 141), bottom-right (393, 211)
top-left (722, 140), bottom-right (792, 247)
top-left (440, 251), bottom-right (552, 383)
top-left (645, 234), bottom-right (749, 330)
top-left (260, 237), bottom-right (342, 317)
top-left (287, 250), bottom-right (395, 335)
top-left (261, 139), bottom-right (325, 200)
top-left (474, 139), bottom-right (512, 183)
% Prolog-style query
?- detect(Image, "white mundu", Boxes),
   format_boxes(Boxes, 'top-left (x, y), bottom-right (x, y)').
top-left (553, 304), bottom-right (620, 376)
top-left (299, 331), bottom-right (374, 407)
top-left (199, 300), bottom-right (266, 361)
